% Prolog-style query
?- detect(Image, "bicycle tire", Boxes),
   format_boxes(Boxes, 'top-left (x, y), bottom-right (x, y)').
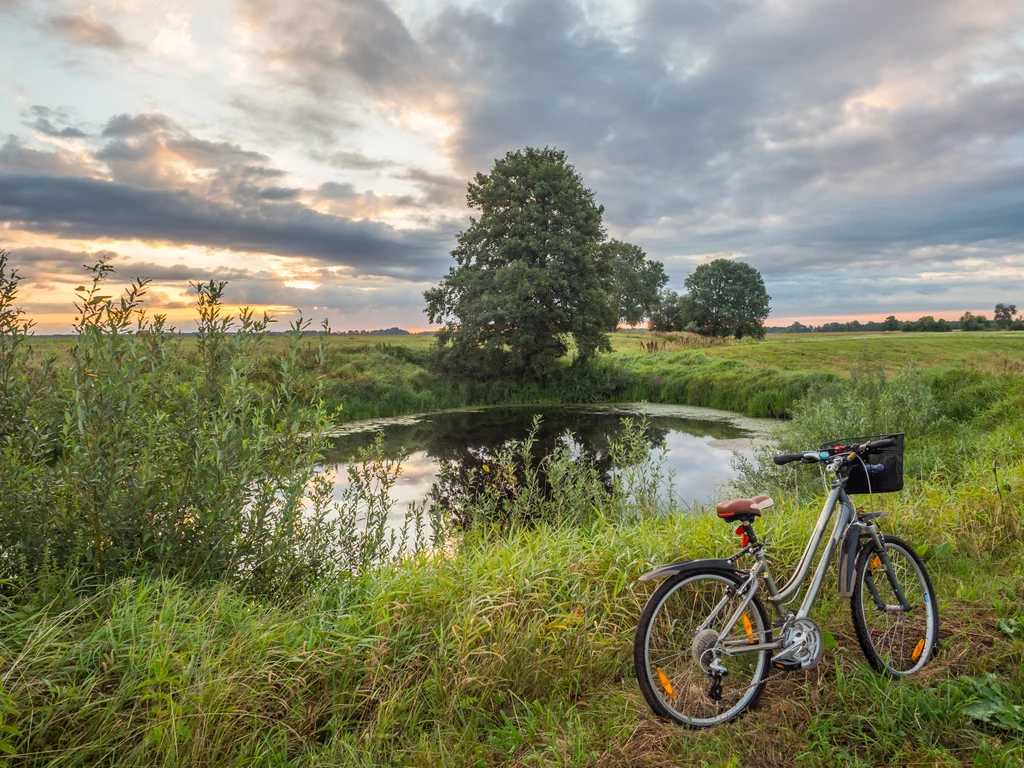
top-left (850, 534), bottom-right (939, 676)
top-left (634, 569), bottom-right (771, 728)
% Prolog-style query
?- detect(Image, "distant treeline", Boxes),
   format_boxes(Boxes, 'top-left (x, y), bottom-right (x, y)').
top-left (768, 305), bottom-right (1022, 333)
top-left (339, 327), bottom-right (411, 336)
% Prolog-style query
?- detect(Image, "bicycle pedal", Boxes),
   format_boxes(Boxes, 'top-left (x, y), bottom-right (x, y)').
top-left (771, 659), bottom-right (802, 672)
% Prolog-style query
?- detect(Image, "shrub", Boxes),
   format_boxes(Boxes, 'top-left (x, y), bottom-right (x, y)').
top-left (0, 257), bottom-right (416, 595)
top-left (731, 354), bottom-right (937, 500)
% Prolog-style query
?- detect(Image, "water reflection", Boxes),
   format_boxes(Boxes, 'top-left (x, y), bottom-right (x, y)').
top-left (323, 404), bottom-right (774, 526)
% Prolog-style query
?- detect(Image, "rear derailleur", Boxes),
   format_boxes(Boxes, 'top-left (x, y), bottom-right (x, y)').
top-left (707, 658), bottom-right (728, 701)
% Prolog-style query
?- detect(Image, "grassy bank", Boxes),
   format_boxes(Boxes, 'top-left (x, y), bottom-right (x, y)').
top-left (3, 490), bottom-right (1022, 765)
top-left (24, 330), bottom-right (1023, 422)
top-left (3, 355), bottom-right (1024, 765)
top-left (301, 330), bottom-right (1024, 421)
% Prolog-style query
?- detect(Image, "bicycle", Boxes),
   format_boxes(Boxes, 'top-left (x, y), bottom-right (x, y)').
top-left (633, 433), bottom-right (939, 727)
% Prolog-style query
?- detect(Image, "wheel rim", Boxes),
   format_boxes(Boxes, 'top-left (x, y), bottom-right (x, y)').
top-left (859, 543), bottom-right (935, 675)
top-left (644, 574), bottom-right (768, 726)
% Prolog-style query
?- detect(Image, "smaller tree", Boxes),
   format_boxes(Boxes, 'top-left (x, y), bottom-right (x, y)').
top-left (605, 240), bottom-right (667, 327)
top-left (648, 290), bottom-right (695, 332)
top-left (684, 259), bottom-right (771, 339)
top-left (993, 303), bottom-right (1018, 329)
top-left (959, 311), bottom-right (987, 331)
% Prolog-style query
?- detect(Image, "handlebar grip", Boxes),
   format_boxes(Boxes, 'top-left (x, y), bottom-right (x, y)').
top-left (868, 437), bottom-right (897, 449)
top-left (773, 453), bottom-right (805, 465)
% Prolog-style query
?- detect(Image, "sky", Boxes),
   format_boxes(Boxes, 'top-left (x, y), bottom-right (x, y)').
top-left (1, 0), bottom-right (1023, 332)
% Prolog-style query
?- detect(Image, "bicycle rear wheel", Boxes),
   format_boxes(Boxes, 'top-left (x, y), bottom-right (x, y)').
top-left (850, 534), bottom-right (939, 676)
top-left (634, 570), bottom-right (771, 727)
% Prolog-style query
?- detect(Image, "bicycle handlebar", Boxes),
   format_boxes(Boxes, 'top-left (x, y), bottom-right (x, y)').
top-left (772, 436), bottom-right (899, 467)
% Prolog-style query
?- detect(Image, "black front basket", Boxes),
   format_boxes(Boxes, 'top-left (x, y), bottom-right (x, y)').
top-left (819, 433), bottom-right (905, 495)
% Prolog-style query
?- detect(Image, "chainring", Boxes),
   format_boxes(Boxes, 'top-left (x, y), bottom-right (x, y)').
top-left (775, 617), bottom-right (824, 671)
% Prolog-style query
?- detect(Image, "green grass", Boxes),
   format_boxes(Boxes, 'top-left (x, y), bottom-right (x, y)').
top-left (4, 328), bottom-right (1024, 766)
top-left (310, 330), bottom-right (1024, 420)
top-left (611, 330), bottom-right (1024, 374)
top-left (24, 330), bottom-right (1024, 422)
top-left (3, 503), bottom-right (1022, 766)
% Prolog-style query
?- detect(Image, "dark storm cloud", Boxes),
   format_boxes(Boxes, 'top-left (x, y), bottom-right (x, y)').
top-left (46, 11), bottom-right (133, 50)
top-left (0, 173), bottom-right (450, 279)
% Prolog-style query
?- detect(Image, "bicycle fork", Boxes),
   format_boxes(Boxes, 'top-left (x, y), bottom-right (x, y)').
top-left (863, 525), bottom-right (913, 613)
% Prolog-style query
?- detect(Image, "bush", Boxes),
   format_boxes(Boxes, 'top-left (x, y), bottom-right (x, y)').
top-left (731, 354), bottom-right (937, 500)
top-left (0, 256), bottom-right (421, 596)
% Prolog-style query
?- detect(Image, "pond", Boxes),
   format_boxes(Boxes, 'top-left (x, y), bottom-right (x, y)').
top-left (322, 403), bottom-right (776, 530)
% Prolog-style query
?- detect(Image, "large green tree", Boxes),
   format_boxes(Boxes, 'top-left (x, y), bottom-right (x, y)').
top-left (604, 240), bottom-right (667, 327)
top-left (684, 259), bottom-right (771, 339)
top-left (424, 147), bottom-right (616, 381)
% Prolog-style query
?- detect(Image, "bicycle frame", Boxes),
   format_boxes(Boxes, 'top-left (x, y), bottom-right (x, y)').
top-left (706, 476), bottom-right (910, 657)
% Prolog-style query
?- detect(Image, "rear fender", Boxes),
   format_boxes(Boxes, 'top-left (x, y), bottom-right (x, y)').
top-left (638, 558), bottom-right (745, 582)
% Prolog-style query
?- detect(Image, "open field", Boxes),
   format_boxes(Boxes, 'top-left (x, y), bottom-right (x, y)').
top-left (23, 329), bottom-right (1024, 422)
top-left (610, 329), bottom-right (1024, 373)
top-left (306, 330), bottom-right (1022, 420)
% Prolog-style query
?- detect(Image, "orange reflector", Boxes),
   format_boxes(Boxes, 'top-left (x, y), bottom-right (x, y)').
top-left (870, 556), bottom-right (882, 569)
top-left (656, 667), bottom-right (675, 699)
top-left (742, 613), bottom-right (756, 644)
top-left (911, 639), bottom-right (925, 661)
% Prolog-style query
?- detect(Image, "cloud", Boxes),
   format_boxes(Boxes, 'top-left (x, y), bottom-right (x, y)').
top-left (0, 172), bottom-right (450, 279)
top-left (25, 106), bottom-right (88, 139)
top-left (6, 245), bottom-right (439, 332)
top-left (240, 0), bottom-right (1024, 248)
top-left (2, 109), bottom-right (460, 282)
top-left (241, 0), bottom-right (438, 103)
top-left (6, 0), bottom-right (1024, 323)
top-left (101, 113), bottom-right (179, 138)
top-left (46, 9), bottom-right (133, 51)
top-left (314, 150), bottom-right (398, 171)
top-left (393, 168), bottom-right (464, 206)
top-left (0, 137), bottom-right (97, 177)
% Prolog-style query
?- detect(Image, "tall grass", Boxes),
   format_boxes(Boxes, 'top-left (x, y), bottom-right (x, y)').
top-left (0, 257), bottom-right (428, 596)
top-left (2, 499), bottom-right (1021, 765)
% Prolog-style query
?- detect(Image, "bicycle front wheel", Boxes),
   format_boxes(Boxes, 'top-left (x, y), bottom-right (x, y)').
top-left (850, 534), bottom-right (939, 676)
top-left (634, 570), bottom-right (771, 728)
